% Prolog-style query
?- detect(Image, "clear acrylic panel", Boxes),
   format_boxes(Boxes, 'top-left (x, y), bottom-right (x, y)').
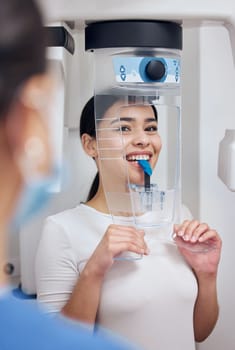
top-left (95, 94), bottom-right (181, 258)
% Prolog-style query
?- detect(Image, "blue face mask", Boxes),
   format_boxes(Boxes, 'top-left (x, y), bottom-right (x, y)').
top-left (9, 165), bottom-right (61, 229)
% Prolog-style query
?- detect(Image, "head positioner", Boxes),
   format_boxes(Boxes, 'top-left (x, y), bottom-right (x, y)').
top-left (85, 21), bottom-right (182, 256)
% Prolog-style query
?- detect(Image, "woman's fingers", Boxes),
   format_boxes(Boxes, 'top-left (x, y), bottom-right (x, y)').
top-left (110, 236), bottom-right (149, 255)
top-left (86, 225), bottom-right (149, 278)
top-left (174, 220), bottom-right (219, 244)
top-left (105, 225), bottom-right (149, 255)
top-left (175, 220), bottom-right (201, 241)
top-left (189, 223), bottom-right (209, 242)
top-left (198, 229), bottom-right (222, 248)
top-left (110, 242), bottom-right (148, 257)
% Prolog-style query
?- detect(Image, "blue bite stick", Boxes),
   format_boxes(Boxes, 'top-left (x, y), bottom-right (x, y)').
top-left (137, 159), bottom-right (152, 191)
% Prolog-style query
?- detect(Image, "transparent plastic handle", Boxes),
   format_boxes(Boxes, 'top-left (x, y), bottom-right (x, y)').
top-left (172, 235), bottom-right (218, 253)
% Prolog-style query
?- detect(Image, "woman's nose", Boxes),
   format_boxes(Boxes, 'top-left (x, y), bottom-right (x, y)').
top-left (132, 131), bottom-right (150, 147)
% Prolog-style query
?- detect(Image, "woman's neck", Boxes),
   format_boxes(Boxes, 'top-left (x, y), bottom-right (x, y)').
top-left (85, 185), bottom-right (134, 217)
top-left (85, 185), bottom-right (109, 214)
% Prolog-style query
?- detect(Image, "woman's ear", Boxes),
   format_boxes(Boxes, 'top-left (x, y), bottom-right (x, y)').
top-left (81, 133), bottom-right (97, 158)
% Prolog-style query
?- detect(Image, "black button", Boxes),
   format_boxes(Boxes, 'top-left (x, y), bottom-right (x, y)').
top-left (145, 60), bottom-right (166, 81)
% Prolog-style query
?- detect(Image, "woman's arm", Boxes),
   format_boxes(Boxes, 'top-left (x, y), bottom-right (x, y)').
top-left (61, 261), bottom-right (103, 324)
top-left (193, 271), bottom-right (219, 342)
top-left (36, 221), bottom-right (148, 325)
top-left (62, 224), bottom-right (148, 324)
top-left (174, 220), bottom-right (222, 342)
top-left (35, 219), bottom-right (79, 314)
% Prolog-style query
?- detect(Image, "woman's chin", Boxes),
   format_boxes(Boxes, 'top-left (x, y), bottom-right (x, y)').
top-left (128, 177), bottom-right (145, 187)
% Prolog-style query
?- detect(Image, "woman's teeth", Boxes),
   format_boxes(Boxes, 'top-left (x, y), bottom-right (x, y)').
top-left (127, 155), bottom-right (150, 161)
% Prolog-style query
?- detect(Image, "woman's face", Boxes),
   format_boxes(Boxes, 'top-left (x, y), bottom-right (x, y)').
top-left (96, 101), bottom-right (162, 186)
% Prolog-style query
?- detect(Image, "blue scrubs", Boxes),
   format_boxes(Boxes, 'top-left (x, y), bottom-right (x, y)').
top-left (0, 292), bottom-right (136, 350)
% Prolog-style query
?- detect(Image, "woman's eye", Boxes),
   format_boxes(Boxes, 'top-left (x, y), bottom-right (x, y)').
top-left (117, 125), bottom-right (131, 132)
top-left (113, 126), bottom-right (129, 132)
top-left (146, 125), bottom-right (158, 132)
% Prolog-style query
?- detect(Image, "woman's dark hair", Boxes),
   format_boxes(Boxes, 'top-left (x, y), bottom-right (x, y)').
top-left (0, 0), bottom-right (46, 118)
top-left (80, 95), bottom-right (158, 201)
top-left (80, 95), bottom-right (121, 200)
top-left (80, 95), bottom-right (123, 138)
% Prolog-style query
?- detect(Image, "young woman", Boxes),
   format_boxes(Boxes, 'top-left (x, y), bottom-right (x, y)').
top-left (0, 2), bottom-right (133, 349)
top-left (36, 96), bottom-right (222, 350)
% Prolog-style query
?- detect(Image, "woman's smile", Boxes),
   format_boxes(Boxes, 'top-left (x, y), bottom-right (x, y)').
top-left (125, 151), bottom-right (153, 174)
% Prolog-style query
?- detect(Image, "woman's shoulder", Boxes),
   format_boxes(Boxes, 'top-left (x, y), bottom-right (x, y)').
top-left (44, 203), bottom-right (111, 234)
top-left (48, 203), bottom-right (109, 222)
top-left (44, 205), bottom-right (82, 227)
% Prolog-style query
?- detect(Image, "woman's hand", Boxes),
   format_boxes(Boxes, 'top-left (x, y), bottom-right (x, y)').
top-left (173, 220), bottom-right (222, 277)
top-left (83, 224), bottom-right (149, 279)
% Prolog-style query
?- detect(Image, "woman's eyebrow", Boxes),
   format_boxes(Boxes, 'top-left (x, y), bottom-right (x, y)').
top-left (110, 117), bottom-right (134, 124)
top-left (110, 117), bottom-right (157, 124)
top-left (145, 118), bottom-right (157, 123)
